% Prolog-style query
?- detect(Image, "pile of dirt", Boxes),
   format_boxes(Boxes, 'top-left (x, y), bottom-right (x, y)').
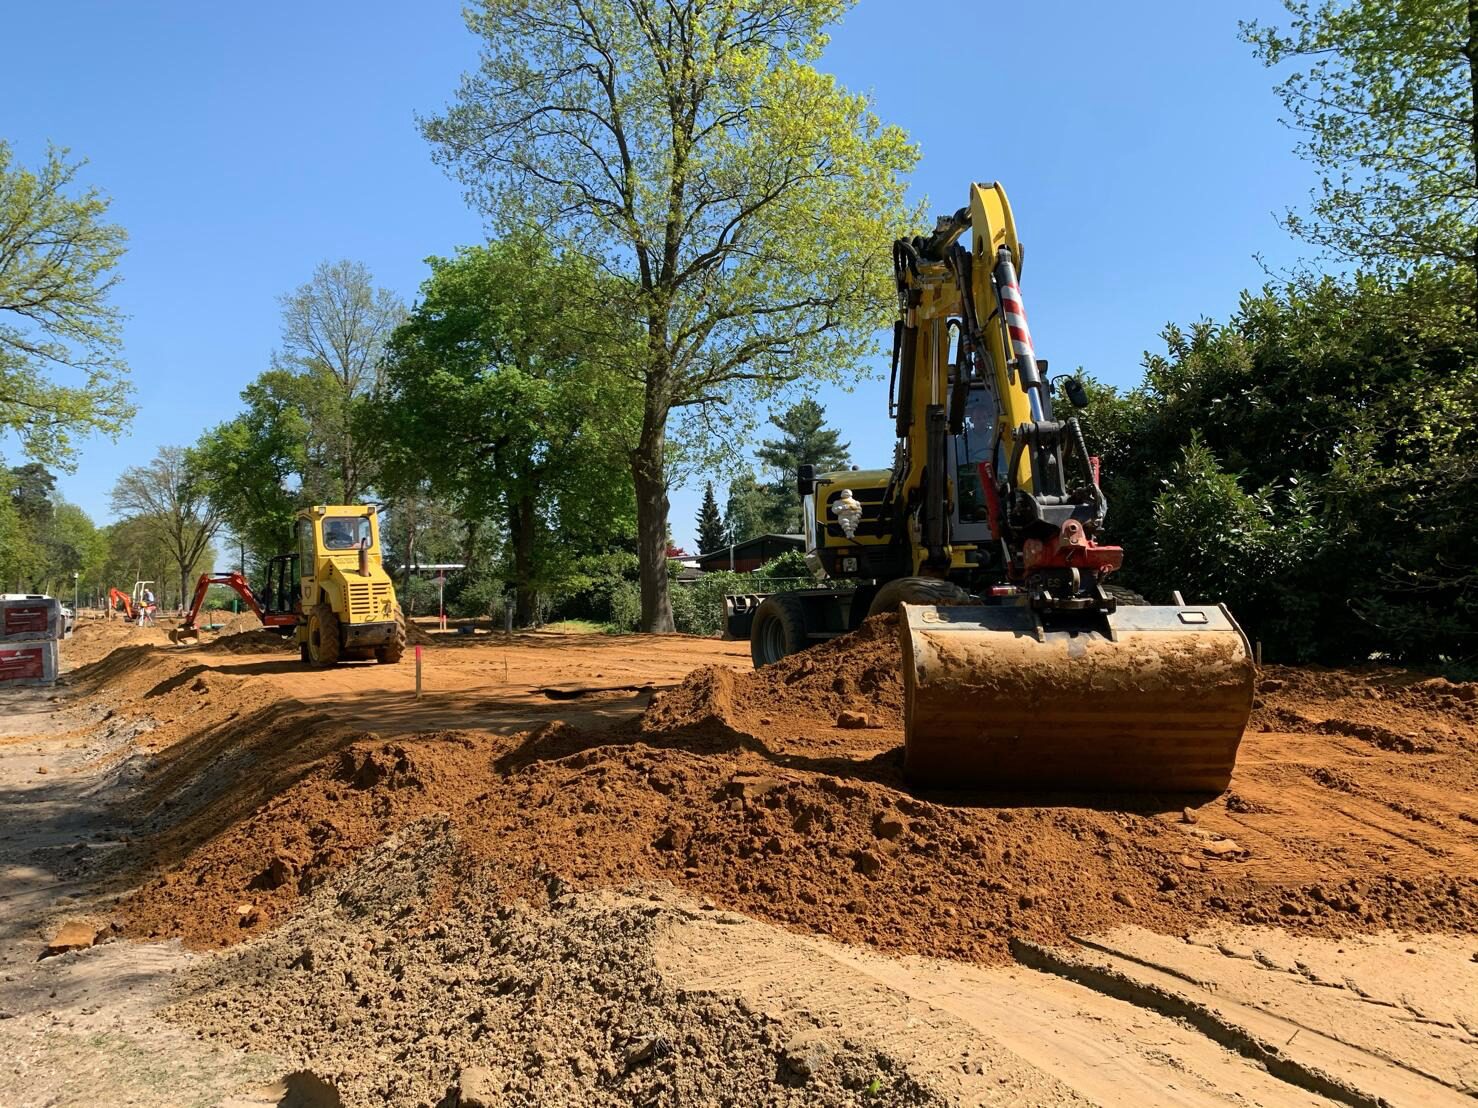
top-left (62, 619), bottom-right (172, 666)
top-left (115, 615), bottom-right (1478, 961)
top-left (404, 619), bottom-right (435, 645)
top-left (645, 613), bottom-right (904, 738)
top-left (169, 823), bottom-right (945, 1107)
top-left (211, 611), bottom-right (263, 636)
top-left (199, 628), bottom-right (295, 654)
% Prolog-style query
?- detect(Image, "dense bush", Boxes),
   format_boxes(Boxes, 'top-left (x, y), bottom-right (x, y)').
top-left (1076, 270), bottom-right (1477, 664)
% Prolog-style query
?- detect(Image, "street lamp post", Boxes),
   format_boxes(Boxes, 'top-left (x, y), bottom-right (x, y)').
top-left (72, 571), bottom-right (79, 615)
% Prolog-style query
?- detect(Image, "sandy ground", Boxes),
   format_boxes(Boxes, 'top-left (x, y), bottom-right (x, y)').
top-left (0, 615), bottom-right (1474, 1106)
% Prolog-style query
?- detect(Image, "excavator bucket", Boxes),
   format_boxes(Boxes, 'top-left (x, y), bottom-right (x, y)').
top-left (168, 625), bottom-right (201, 644)
top-left (899, 603), bottom-right (1255, 793)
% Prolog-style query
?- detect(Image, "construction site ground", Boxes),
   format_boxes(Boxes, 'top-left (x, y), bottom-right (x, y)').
top-left (1, 614), bottom-right (1475, 1106)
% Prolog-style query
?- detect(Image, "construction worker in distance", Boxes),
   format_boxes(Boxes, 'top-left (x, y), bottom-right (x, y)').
top-left (138, 586), bottom-right (156, 626)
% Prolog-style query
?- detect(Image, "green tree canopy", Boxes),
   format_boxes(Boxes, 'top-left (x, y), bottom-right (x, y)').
top-left (694, 481), bottom-right (725, 555)
top-left (368, 233), bottom-right (639, 624)
top-left (190, 369), bottom-right (331, 569)
top-left (755, 397), bottom-right (850, 533)
top-left (110, 446), bottom-right (224, 609)
top-left (276, 259), bottom-right (405, 502)
top-left (1075, 269), bottom-right (1476, 663)
top-left (1243, 1), bottom-right (1478, 307)
top-left (721, 469), bottom-right (779, 545)
top-left (0, 142), bottom-right (133, 467)
top-left (422, 0), bottom-right (919, 631)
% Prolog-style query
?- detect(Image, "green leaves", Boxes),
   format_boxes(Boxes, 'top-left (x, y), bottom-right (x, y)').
top-left (0, 142), bottom-right (133, 468)
top-left (423, 0), bottom-right (918, 628)
top-left (370, 233), bottom-right (641, 619)
top-left (1086, 270), bottom-right (1477, 663)
top-left (1243, 1), bottom-right (1478, 300)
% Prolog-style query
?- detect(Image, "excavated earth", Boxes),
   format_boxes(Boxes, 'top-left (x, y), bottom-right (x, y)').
top-left (105, 614), bottom-right (1478, 959)
top-left (3, 614), bottom-right (1476, 1105)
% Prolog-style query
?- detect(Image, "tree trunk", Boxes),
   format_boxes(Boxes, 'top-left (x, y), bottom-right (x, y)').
top-left (632, 387), bottom-right (675, 633)
top-left (1468, 0), bottom-right (1478, 317)
top-left (511, 493), bottom-right (538, 626)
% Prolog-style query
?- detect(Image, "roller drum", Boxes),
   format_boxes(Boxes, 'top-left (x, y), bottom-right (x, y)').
top-left (900, 603), bottom-right (1254, 793)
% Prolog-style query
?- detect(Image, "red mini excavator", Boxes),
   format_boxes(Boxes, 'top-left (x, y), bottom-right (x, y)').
top-left (170, 557), bottom-right (299, 644)
top-left (107, 587), bottom-right (135, 621)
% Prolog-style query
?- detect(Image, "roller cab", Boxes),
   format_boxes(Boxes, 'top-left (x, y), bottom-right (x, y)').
top-left (899, 602), bottom-right (1255, 793)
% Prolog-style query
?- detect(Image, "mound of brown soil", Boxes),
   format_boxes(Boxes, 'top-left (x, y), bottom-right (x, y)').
top-left (211, 611), bottom-right (263, 636)
top-left (171, 824), bottom-right (946, 1107)
top-left (116, 617), bottom-right (1478, 960)
top-left (645, 614), bottom-right (903, 739)
top-left (199, 628), bottom-right (295, 655)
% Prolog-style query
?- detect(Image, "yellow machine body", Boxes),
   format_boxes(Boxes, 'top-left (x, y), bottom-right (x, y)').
top-left (786, 182), bottom-right (1255, 792)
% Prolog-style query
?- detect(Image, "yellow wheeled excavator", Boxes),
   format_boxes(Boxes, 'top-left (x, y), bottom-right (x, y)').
top-left (730, 182), bottom-right (1255, 792)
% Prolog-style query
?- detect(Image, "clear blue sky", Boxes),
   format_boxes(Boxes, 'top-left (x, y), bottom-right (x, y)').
top-left (4, 0), bottom-right (1311, 553)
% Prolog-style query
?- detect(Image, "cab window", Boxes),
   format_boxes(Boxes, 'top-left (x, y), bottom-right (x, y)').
top-left (322, 516), bottom-right (371, 550)
top-left (296, 519), bottom-right (315, 572)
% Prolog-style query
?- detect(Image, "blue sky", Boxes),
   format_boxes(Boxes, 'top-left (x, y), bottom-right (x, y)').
top-left (4, 0), bottom-right (1312, 552)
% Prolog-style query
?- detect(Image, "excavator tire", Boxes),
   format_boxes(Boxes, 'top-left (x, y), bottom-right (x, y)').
top-left (1104, 583), bottom-right (1149, 606)
top-left (307, 602), bottom-right (341, 667)
top-left (750, 594), bottom-right (807, 667)
top-left (867, 576), bottom-right (971, 618)
top-left (898, 602), bottom-right (1255, 793)
top-left (376, 610), bottom-right (407, 664)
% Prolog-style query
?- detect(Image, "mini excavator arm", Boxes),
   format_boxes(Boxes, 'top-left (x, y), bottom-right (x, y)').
top-left (171, 571), bottom-right (298, 642)
top-left (108, 587), bottom-right (135, 620)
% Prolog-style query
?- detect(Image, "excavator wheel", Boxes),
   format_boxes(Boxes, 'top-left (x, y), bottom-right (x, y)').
top-left (376, 609), bottom-right (407, 664)
top-left (306, 602), bottom-right (341, 667)
top-left (1103, 583), bottom-right (1149, 606)
top-left (867, 576), bottom-right (970, 619)
top-left (750, 594), bottom-right (807, 667)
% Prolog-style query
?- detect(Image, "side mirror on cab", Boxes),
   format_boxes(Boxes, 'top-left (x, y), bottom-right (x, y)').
top-left (796, 464), bottom-right (816, 496)
top-left (1063, 376), bottom-right (1089, 410)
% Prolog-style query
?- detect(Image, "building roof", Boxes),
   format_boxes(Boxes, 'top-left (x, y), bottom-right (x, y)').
top-left (694, 533), bottom-right (804, 560)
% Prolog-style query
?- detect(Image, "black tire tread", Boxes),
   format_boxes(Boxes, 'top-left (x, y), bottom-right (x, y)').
top-left (866, 576), bottom-right (971, 618)
top-left (377, 609), bottom-right (407, 664)
top-left (309, 600), bottom-right (341, 667)
top-left (750, 593), bottom-right (807, 669)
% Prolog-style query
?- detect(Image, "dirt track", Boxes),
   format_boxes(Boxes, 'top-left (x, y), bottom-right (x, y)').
top-left (1, 615), bottom-right (1475, 1105)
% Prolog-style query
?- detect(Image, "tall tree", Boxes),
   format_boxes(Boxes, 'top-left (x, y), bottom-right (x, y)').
top-left (0, 142), bottom-right (133, 467)
top-left (694, 480), bottom-right (726, 554)
top-left (754, 397), bottom-right (850, 532)
top-left (189, 368), bottom-right (335, 569)
top-left (110, 446), bottom-right (224, 610)
top-left (422, 0), bottom-right (918, 631)
top-left (722, 470), bottom-right (776, 545)
top-left (1243, 1), bottom-right (1478, 309)
top-left (369, 234), bottom-right (639, 625)
top-left (277, 260), bottom-right (405, 501)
